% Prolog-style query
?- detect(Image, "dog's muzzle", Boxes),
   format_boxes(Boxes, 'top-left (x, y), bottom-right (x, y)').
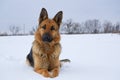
top-left (42, 33), bottom-right (53, 42)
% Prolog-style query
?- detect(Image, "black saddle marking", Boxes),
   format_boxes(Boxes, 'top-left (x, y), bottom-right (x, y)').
top-left (27, 48), bottom-right (34, 67)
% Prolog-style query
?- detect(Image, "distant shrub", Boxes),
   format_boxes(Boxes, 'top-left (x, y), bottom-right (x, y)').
top-left (0, 32), bottom-right (8, 36)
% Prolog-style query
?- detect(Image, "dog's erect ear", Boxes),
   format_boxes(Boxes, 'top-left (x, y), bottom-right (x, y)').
top-left (39, 8), bottom-right (48, 25)
top-left (53, 11), bottom-right (63, 27)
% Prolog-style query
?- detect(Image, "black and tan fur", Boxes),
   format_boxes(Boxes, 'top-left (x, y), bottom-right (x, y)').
top-left (26, 8), bottom-right (70, 78)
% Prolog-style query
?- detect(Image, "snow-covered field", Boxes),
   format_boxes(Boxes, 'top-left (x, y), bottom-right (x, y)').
top-left (0, 34), bottom-right (120, 80)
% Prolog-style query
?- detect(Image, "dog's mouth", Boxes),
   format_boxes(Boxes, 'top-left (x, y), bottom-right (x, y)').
top-left (42, 33), bottom-right (53, 43)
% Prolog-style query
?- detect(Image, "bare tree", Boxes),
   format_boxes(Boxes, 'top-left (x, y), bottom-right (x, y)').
top-left (72, 23), bottom-right (81, 34)
top-left (84, 20), bottom-right (93, 33)
top-left (84, 19), bottom-right (101, 33)
top-left (62, 19), bottom-right (81, 34)
top-left (29, 26), bottom-right (37, 35)
top-left (63, 19), bottom-right (74, 34)
top-left (9, 25), bottom-right (21, 35)
top-left (115, 22), bottom-right (120, 33)
top-left (103, 21), bottom-right (113, 33)
top-left (60, 23), bottom-right (67, 34)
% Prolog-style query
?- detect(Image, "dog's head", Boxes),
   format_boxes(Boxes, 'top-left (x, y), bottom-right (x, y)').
top-left (35, 8), bottom-right (63, 44)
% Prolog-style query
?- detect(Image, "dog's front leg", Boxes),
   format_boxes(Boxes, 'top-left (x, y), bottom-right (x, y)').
top-left (33, 53), bottom-right (50, 77)
top-left (50, 67), bottom-right (60, 78)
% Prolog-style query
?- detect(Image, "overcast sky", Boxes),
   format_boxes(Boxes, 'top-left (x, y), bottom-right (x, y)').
top-left (0, 0), bottom-right (120, 32)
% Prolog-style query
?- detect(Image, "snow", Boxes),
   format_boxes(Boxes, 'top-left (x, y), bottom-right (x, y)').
top-left (0, 34), bottom-right (120, 80)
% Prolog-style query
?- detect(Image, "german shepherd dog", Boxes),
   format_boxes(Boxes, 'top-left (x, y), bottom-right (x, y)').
top-left (26, 8), bottom-right (70, 78)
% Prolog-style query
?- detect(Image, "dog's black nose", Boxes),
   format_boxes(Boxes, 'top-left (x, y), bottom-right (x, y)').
top-left (42, 33), bottom-right (53, 42)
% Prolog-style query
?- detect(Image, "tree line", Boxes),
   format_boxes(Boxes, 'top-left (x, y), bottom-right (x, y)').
top-left (0, 19), bottom-right (120, 36)
top-left (60, 19), bottom-right (120, 34)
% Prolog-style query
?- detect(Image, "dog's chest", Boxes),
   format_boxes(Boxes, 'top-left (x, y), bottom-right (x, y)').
top-left (42, 44), bottom-right (54, 54)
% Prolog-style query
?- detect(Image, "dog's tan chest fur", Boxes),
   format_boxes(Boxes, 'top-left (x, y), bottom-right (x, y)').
top-left (32, 40), bottom-right (61, 70)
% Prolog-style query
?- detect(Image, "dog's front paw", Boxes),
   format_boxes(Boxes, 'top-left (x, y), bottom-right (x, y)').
top-left (42, 70), bottom-right (50, 78)
top-left (50, 68), bottom-right (59, 78)
top-left (34, 68), bottom-right (50, 78)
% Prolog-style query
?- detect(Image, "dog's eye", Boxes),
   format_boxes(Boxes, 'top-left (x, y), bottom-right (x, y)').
top-left (42, 25), bottom-right (46, 30)
top-left (51, 26), bottom-right (55, 31)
